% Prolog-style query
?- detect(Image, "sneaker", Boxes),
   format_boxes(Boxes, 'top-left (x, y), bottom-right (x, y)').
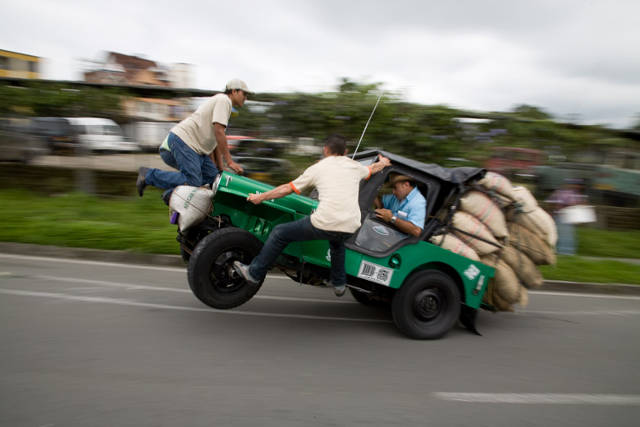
top-left (232, 261), bottom-right (260, 285)
top-left (333, 283), bottom-right (347, 297)
top-left (136, 167), bottom-right (149, 197)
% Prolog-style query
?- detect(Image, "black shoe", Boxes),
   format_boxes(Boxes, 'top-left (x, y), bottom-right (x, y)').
top-left (232, 261), bottom-right (260, 285)
top-left (136, 167), bottom-right (149, 197)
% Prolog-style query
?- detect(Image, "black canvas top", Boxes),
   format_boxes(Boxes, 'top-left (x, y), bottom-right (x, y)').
top-left (352, 149), bottom-right (486, 185)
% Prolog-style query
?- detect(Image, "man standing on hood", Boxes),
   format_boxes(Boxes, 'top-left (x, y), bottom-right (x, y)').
top-left (136, 78), bottom-right (249, 203)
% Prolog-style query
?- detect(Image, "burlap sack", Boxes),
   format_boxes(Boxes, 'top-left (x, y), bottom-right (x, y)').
top-left (512, 186), bottom-right (538, 213)
top-left (477, 172), bottom-right (516, 201)
top-left (508, 222), bottom-right (556, 265)
top-left (508, 207), bottom-right (558, 248)
top-left (489, 192), bottom-right (514, 209)
top-left (459, 191), bottom-right (509, 238)
top-left (430, 233), bottom-right (480, 261)
top-left (481, 257), bottom-right (521, 304)
top-left (452, 211), bottom-right (502, 255)
top-left (481, 274), bottom-right (514, 312)
top-left (499, 244), bottom-right (544, 289)
top-left (519, 286), bottom-right (529, 307)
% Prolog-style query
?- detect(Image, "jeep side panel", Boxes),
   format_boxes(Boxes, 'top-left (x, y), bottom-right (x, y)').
top-left (211, 172), bottom-right (493, 309)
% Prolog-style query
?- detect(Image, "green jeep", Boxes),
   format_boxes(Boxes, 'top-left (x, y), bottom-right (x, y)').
top-left (176, 150), bottom-right (495, 339)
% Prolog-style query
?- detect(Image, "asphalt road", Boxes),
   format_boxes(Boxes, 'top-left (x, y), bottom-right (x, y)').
top-left (1, 253), bottom-right (640, 427)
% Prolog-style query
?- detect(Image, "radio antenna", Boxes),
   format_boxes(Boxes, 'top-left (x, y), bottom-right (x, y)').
top-left (352, 90), bottom-right (384, 159)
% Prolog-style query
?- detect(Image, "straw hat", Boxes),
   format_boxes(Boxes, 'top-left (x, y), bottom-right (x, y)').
top-left (389, 174), bottom-right (415, 186)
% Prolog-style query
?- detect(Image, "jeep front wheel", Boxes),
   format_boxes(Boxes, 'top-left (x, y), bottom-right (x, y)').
top-left (392, 270), bottom-right (461, 339)
top-left (187, 227), bottom-right (263, 309)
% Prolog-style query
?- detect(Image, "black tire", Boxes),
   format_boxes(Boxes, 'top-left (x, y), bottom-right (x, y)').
top-left (391, 270), bottom-right (461, 340)
top-left (187, 227), bottom-right (263, 309)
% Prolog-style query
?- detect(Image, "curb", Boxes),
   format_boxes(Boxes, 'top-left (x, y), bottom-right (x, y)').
top-left (0, 242), bottom-right (185, 268)
top-left (1, 242), bottom-right (639, 296)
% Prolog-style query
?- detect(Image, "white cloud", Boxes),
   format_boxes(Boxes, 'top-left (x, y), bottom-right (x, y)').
top-left (2, 0), bottom-right (640, 128)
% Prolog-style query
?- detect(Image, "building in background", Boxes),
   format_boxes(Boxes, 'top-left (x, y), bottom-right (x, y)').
top-left (121, 96), bottom-right (191, 151)
top-left (83, 51), bottom-right (192, 88)
top-left (122, 97), bottom-right (186, 122)
top-left (0, 49), bottom-right (40, 79)
top-left (168, 63), bottom-right (193, 89)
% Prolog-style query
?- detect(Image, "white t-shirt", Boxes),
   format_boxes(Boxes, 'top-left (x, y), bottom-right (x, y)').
top-left (171, 93), bottom-right (232, 155)
top-left (290, 156), bottom-right (372, 233)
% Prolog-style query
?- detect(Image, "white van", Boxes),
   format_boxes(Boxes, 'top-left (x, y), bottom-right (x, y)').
top-left (122, 121), bottom-right (175, 152)
top-left (66, 117), bottom-right (139, 153)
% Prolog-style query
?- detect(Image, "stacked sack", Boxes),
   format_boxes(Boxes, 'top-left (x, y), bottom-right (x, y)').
top-left (429, 171), bottom-right (557, 312)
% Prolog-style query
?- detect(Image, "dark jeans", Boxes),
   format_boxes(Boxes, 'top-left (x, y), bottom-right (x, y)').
top-left (145, 132), bottom-right (219, 199)
top-left (248, 216), bottom-right (352, 285)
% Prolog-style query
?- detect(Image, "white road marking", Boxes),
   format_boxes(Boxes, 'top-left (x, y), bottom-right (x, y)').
top-left (531, 290), bottom-right (640, 301)
top-left (24, 274), bottom-right (356, 304)
top-left (0, 288), bottom-right (386, 323)
top-left (0, 252), bottom-right (185, 272)
top-left (522, 309), bottom-right (640, 316)
top-left (0, 253), bottom-right (292, 280)
top-left (433, 392), bottom-right (640, 406)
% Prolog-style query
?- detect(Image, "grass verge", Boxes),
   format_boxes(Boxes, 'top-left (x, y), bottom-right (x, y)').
top-left (0, 189), bottom-right (639, 284)
top-left (539, 256), bottom-right (640, 285)
top-left (0, 189), bottom-right (177, 254)
top-left (577, 227), bottom-right (640, 258)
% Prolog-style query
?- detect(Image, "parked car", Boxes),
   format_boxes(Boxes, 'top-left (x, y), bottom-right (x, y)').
top-left (227, 135), bottom-right (287, 158)
top-left (65, 117), bottom-right (139, 153)
top-left (174, 150), bottom-right (494, 339)
top-left (30, 117), bottom-right (79, 153)
top-left (0, 117), bottom-right (48, 163)
top-left (226, 135), bottom-right (293, 184)
top-left (232, 156), bottom-right (294, 184)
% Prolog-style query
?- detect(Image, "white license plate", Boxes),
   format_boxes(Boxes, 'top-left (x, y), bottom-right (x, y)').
top-left (357, 260), bottom-right (393, 286)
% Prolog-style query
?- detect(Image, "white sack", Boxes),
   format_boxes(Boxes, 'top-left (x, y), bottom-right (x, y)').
top-left (169, 186), bottom-right (214, 232)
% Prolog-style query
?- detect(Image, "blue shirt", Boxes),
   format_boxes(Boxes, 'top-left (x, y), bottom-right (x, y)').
top-left (382, 187), bottom-right (427, 229)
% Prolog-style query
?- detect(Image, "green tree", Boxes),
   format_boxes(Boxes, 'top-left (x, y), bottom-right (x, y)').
top-left (511, 104), bottom-right (552, 120)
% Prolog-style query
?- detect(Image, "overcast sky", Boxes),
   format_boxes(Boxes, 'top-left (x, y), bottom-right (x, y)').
top-left (3, 0), bottom-right (640, 128)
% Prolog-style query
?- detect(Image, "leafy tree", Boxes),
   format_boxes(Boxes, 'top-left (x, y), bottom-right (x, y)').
top-left (511, 104), bottom-right (552, 120)
top-left (0, 83), bottom-right (126, 121)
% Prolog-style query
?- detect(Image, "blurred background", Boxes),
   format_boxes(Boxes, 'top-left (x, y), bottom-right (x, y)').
top-left (1, 1), bottom-right (639, 277)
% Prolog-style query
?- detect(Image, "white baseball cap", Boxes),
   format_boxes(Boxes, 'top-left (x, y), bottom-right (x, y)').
top-left (225, 78), bottom-right (251, 94)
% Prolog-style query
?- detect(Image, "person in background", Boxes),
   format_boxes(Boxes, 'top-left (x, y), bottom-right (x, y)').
top-left (136, 79), bottom-right (249, 203)
top-left (547, 178), bottom-right (586, 255)
top-left (373, 174), bottom-right (426, 237)
top-left (232, 134), bottom-right (391, 296)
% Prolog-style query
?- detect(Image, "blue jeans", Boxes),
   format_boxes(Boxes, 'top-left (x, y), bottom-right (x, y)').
top-left (145, 132), bottom-right (219, 198)
top-left (248, 216), bottom-right (352, 285)
top-left (555, 215), bottom-right (576, 255)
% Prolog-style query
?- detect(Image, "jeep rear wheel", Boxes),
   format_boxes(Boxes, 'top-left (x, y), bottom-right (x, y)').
top-left (187, 227), bottom-right (263, 309)
top-left (392, 270), bottom-right (461, 339)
